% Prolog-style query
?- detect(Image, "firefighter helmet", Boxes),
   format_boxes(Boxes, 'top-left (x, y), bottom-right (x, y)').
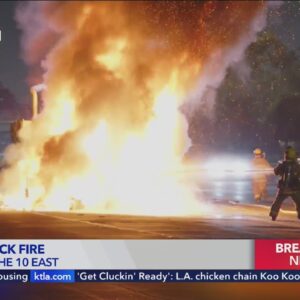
top-left (285, 146), bottom-right (298, 161)
top-left (253, 148), bottom-right (263, 156)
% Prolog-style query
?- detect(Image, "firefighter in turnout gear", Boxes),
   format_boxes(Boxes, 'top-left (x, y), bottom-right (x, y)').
top-left (252, 148), bottom-right (271, 169)
top-left (269, 147), bottom-right (300, 221)
top-left (252, 148), bottom-right (271, 201)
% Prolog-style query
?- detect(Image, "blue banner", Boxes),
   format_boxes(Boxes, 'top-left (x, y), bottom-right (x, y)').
top-left (75, 270), bottom-right (300, 282)
top-left (0, 270), bottom-right (298, 283)
top-left (0, 270), bottom-right (29, 283)
top-left (30, 270), bottom-right (75, 283)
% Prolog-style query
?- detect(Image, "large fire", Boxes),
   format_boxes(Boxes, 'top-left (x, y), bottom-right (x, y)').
top-left (0, 1), bottom-right (266, 215)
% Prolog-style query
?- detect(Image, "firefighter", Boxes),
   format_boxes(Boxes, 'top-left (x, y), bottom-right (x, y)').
top-left (269, 146), bottom-right (300, 221)
top-left (252, 172), bottom-right (267, 202)
top-left (251, 148), bottom-right (271, 202)
top-left (252, 148), bottom-right (272, 169)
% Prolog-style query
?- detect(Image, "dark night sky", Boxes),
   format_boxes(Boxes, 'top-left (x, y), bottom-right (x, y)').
top-left (0, 1), bottom-right (27, 103)
top-left (0, 1), bottom-right (300, 104)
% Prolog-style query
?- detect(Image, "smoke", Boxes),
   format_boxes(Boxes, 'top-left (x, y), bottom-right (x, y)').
top-left (0, 1), bottom-right (267, 214)
top-left (184, 5), bottom-right (268, 119)
top-left (185, 1), bottom-right (283, 123)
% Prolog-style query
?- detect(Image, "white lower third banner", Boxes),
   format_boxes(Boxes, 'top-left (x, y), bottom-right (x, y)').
top-left (0, 240), bottom-right (253, 269)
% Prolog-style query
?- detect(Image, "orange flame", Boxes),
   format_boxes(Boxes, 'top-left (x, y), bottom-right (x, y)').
top-left (1, 1), bottom-right (265, 215)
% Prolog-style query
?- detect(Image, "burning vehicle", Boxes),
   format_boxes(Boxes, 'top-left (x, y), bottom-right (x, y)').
top-left (0, 1), bottom-right (271, 217)
top-left (10, 84), bottom-right (45, 144)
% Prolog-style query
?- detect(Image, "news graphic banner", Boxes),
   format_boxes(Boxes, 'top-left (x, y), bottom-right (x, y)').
top-left (255, 240), bottom-right (300, 270)
top-left (0, 240), bottom-right (252, 269)
top-left (0, 240), bottom-right (299, 283)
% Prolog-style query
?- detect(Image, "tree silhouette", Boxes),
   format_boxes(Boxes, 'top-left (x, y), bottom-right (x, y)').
top-left (188, 31), bottom-right (300, 155)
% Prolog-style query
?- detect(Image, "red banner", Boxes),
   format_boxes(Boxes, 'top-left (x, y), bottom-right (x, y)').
top-left (255, 240), bottom-right (300, 269)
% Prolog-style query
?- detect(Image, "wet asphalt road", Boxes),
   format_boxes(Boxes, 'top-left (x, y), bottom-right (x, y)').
top-left (0, 202), bottom-right (298, 239)
top-left (0, 202), bottom-right (299, 299)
